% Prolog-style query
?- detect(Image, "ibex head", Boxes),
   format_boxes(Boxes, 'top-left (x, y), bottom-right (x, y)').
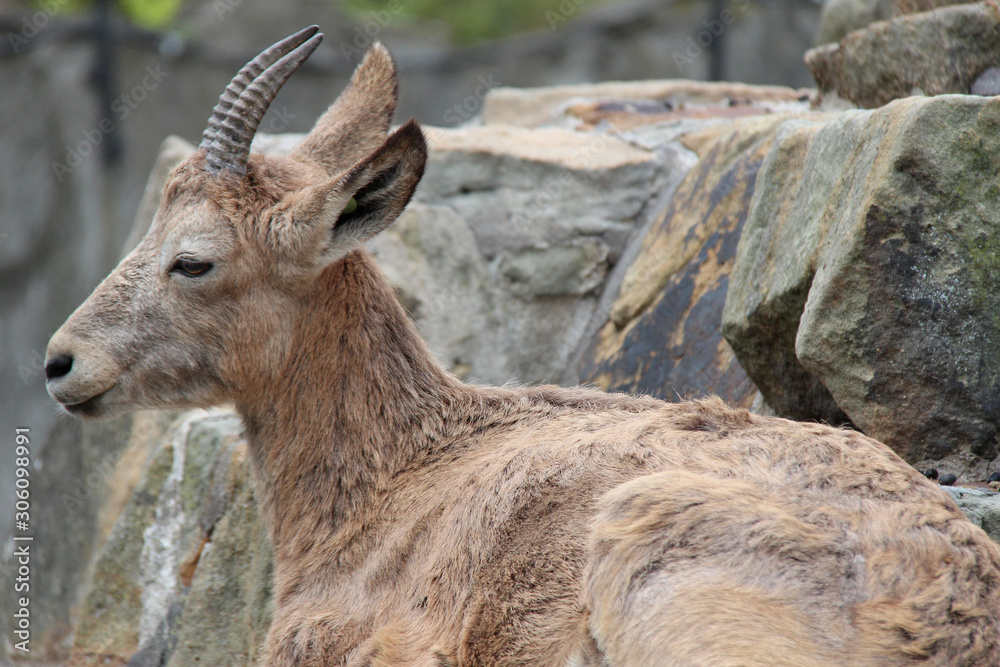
top-left (45, 27), bottom-right (427, 419)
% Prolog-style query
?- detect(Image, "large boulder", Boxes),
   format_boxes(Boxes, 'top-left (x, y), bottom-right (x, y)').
top-left (722, 114), bottom-right (851, 423)
top-left (807, 2), bottom-right (1000, 108)
top-left (724, 94), bottom-right (1000, 468)
top-left (568, 112), bottom-right (820, 408)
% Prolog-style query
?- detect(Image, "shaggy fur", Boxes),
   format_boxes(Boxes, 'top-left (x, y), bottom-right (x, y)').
top-left (46, 40), bottom-right (1000, 667)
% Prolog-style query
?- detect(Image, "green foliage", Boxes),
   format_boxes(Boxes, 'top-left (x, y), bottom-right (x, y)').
top-left (32, 0), bottom-right (183, 29)
top-left (343, 0), bottom-right (610, 44)
top-left (117, 0), bottom-right (183, 28)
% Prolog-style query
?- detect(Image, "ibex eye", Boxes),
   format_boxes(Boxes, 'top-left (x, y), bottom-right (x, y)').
top-left (171, 258), bottom-right (213, 277)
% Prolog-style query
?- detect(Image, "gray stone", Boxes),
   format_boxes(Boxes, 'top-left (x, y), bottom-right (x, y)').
top-left (943, 486), bottom-right (1000, 544)
top-left (722, 113), bottom-right (852, 423)
top-left (498, 240), bottom-right (609, 297)
top-left (971, 67), bottom-right (1000, 97)
top-left (420, 125), bottom-right (661, 260)
top-left (815, 0), bottom-right (894, 46)
top-left (367, 203), bottom-right (508, 383)
top-left (165, 440), bottom-right (273, 667)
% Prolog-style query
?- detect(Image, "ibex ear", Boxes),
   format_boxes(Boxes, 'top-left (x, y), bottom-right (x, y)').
top-left (287, 120), bottom-right (427, 268)
top-left (290, 43), bottom-right (398, 175)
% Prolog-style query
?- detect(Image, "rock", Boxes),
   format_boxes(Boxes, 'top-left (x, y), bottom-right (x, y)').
top-left (567, 113), bottom-right (813, 407)
top-left (942, 486), bottom-right (1000, 543)
top-left (0, 415), bottom-right (137, 661)
top-left (725, 95), bottom-right (1000, 464)
top-left (497, 239), bottom-right (608, 297)
top-left (971, 67), bottom-right (1000, 97)
top-left (367, 203), bottom-right (506, 382)
top-left (815, 0), bottom-right (894, 46)
top-left (722, 113), bottom-right (850, 423)
top-left (416, 124), bottom-right (668, 382)
top-left (482, 80), bottom-right (811, 129)
top-left (814, 0), bottom-right (969, 45)
top-left (807, 2), bottom-right (1000, 108)
top-left (67, 410), bottom-right (259, 667)
top-left (163, 438), bottom-right (272, 667)
top-left (420, 125), bottom-right (659, 259)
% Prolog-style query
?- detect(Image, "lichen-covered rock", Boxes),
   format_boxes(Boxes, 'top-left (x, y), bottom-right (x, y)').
top-left (568, 113), bottom-right (810, 407)
top-left (67, 411), bottom-right (255, 666)
top-left (0, 409), bottom-right (181, 663)
top-left (722, 114), bottom-right (850, 423)
top-left (807, 2), bottom-right (1000, 108)
top-left (725, 95), bottom-right (1000, 465)
top-left (165, 438), bottom-right (272, 667)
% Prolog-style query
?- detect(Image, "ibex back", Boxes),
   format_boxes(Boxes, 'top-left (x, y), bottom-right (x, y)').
top-left (46, 27), bottom-right (1000, 667)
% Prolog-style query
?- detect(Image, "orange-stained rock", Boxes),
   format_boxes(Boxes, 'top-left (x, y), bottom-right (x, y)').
top-left (569, 114), bottom-right (816, 408)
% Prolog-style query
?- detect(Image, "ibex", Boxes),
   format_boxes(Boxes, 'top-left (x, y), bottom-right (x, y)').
top-left (46, 27), bottom-right (1000, 666)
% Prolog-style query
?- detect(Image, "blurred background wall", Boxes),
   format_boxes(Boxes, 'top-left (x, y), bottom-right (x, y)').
top-left (0, 0), bottom-right (822, 563)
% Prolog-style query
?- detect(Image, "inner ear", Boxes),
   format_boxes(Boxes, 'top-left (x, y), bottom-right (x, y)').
top-left (317, 119), bottom-right (427, 260)
top-left (334, 162), bottom-right (402, 238)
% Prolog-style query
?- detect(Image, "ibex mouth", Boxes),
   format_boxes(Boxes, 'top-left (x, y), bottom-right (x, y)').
top-left (58, 386), bottom-right (115, 419)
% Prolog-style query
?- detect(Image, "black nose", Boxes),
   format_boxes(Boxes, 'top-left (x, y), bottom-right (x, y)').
top-left (45, 354), bottom-right (73, 380)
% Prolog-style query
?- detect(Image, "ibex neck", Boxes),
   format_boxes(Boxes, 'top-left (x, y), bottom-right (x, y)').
top-left (237, 250), bottom-right (460, 549)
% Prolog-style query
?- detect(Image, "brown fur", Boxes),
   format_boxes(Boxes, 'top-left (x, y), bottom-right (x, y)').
top-left (46, 42), bottom-right (1000, 666)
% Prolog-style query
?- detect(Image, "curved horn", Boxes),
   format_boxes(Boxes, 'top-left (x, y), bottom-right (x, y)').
top-left (202, 27), bottom-right (324, 176)
top-left (200, 25), bottom-right (319, 151)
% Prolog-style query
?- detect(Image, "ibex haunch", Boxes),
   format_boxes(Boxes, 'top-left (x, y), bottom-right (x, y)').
top-left (46, 26), bottom-right (1000, 666)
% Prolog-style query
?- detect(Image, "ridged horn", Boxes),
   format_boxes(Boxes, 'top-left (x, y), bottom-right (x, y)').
top-left (201, 26), bottom-right (323, 176)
